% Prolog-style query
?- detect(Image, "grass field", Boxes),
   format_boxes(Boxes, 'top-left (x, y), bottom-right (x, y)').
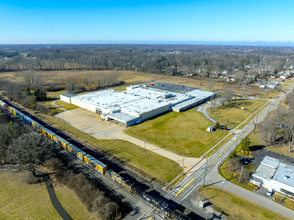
top-left (218, 159), bottom-right (256, 191)
top-left (55, 100), bottom-right (79, 110)
top-left (208, 99), bottom-right (267, 129)
top-left (273, 194), bottom-right (294, 211)
top-left (125, 110), bottom-right (229, 158)
top-left (240, 129), bottom-right (294, 158)
top-left (38, 113), bottom-right (182, 184)
top-left (40, 99), bottom-right (63, 115)
top-left (0, 70), bottom-right (264, 96)
top-left (0, 170), bottom-right (97, 220)
top-left (200, 186), bottom-right (288, 220)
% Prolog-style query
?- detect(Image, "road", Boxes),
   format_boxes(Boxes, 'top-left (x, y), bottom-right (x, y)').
top-left (164, 84), bottom-right (294, 219)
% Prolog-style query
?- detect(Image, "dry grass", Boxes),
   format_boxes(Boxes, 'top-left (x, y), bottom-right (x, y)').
top-left (54, 184), bottom-right (98, 219)
top-left (55, 100), bottom-right (79, 110)
top-left (0, 70), bottom-right (264, 96)
top-left (208, 99), bottom-right (267, 129)
top-left (125, 110), bottom-right (229, 158)
top-left (0, 170), bottom-right (61, 220)
top-left (37, 113), bottom-right (182, 184)
top-left (218, 159), bottom-right (256, 191)
top-left (200, 186), bottom-right (288, 220)
top-left (244, 129), bottom-right (294, 158)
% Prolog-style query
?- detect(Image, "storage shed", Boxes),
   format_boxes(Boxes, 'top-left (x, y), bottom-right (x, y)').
top-left (60, 93), bottom-right (76, 104)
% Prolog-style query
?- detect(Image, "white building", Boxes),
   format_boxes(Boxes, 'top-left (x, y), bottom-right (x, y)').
top-left (250, 156), bottom-right (294, 198)
top-left (62, 82), bottom-right (215, 127)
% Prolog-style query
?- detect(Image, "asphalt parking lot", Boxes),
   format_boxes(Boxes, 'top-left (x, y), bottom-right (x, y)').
top-left (251, 149), bottom-right (294, 166)
top-left (135, 81), bottom-right (201, 93)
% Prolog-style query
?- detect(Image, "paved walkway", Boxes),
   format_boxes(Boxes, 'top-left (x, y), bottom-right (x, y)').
top-left (55, 109), bottom-right (201, 174)
top-left (51, 100), bottom-right (67, 111)
top-left (0, 166), bottom-right (72, 220)
top-left (206, 167), bottom-right (294, 220)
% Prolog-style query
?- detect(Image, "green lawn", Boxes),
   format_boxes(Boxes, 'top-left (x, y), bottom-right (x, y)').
top-left (208, 99), bottom-right (267, 129)
top-left (239, 129), bottom-right (294, 158)
top-left (218, 159), bottom-right (256, 191)
top-left (125, 110), bottom-right (229, 158)
top-left (55, 100), bottom-right (79, 110)
top-left (200, 186), bottom-right (289, 220)
top-left (40, 99), bottom-right (63, 115)
top-left (39, 114), bottom-right (182, 184)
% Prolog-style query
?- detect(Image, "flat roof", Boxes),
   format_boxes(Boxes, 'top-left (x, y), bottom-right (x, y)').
top-left (273, 161), bottom-right (294, 188)
top-left (253, 156), bottom-right (294, 188)
top-left (70, 82), bottom-right (215, 123)
top-left (107, 112), bottom-right (139, 123)
top-left (261, 156), bottom-right (280, 169)
top-left (61, 93), bottom-right (76, 98)
top-left (134, 81), bottom-right (201, 93)
top-left (252, 163), bottom-right (276, 181)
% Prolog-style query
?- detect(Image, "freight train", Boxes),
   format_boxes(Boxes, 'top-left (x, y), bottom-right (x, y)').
top-left (0, 99), bottom-right (201, 220)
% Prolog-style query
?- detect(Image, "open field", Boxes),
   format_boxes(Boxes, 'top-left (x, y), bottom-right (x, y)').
top-left (200, 186), bottom-right (288, 220)
top-left (258, 83), bottom-right (291, 99)
top-left (38, 113), bottom-right (182, 184)
top-left (0, 70), bottom-right (264, 96)
top-left (41, 99), bottom-right (63, 114)
top-left (273, 194), bottom-right (294, 211)
top-left (54, 184), bottom-right (98, 219)
top-left (55, 100), bottom-right (79, 110)
top-left (125, 110), bottom-right (229, 158)
top-left (240, 129), bottom-right (294, 158)
top-left (208, 99), bottom-right (268, 129)
top-left (218, 159), bottom-right (256, 191)
top-left (0, 169), bottom-right (97, 220)
top-left (0, 170), bottom-right (61, 220)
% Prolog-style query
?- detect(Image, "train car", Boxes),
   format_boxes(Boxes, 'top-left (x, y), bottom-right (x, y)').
top-left (67, 144), bottom-right (87, 161)
top-left (31, 120), bottom-right (44, 132)
top-left (53, 135), bottom-right (70, 150)
top-left (0, 100), bottom-right (6, 107)
top-left (41, 127), bottom-right (56, 141)
top-left (84, 154), bottom-right (107, 174)
top-left (9, 107), bottom-right (17, 115)
top-left (22, 115), bottom-right (34, 125)
top-left (106, 169), bottom-right (134, 193)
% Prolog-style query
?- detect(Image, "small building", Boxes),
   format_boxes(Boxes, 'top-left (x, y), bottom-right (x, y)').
top-left (60, 93), bottom-right (76, 104)
top-left (259, 84), bottom-right (266, 89)
top-left (206, 126), bottom-right (214, 132)
top-left (250, 156), bottom-right (294, 198)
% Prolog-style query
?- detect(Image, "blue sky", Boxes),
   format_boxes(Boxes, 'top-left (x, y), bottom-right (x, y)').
top-left (1, 0), bottom-right (293, 44)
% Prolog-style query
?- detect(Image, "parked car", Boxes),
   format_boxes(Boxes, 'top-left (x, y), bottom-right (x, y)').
top-left (267, 188), bottom-right (273, 196)
top-left (241, 158), bottom-right (249, 165)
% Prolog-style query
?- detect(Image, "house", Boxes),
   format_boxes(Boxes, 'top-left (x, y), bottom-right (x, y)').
top-left (250, 156), bottom-right (294, 198)
top-left (259, 84), bottom-right (266, 89)
top-left (280, 75), bottom-right (289, 80)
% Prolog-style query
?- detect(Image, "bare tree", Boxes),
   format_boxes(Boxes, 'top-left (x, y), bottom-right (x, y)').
top-left (7, 132), bottom-right (53, 175)
top-left (64, 74), bottom-right (78, 93)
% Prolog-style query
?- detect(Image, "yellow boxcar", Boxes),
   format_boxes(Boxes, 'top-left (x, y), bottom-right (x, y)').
top-left (53, 135), bottom-right (69, 150)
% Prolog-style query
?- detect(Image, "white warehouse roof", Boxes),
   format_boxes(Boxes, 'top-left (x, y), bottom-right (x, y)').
top-left (67, 83), bottom-right (215, 126)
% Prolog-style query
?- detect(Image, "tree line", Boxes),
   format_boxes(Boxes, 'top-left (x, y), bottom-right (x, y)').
top-left (0, 109), bottom-right (128, 219)
top-left (1, 44), bottom-right (294, 78)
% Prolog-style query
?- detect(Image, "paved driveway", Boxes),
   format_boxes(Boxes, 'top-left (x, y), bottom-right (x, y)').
top-left (55, 108), bottom-right (202, 173)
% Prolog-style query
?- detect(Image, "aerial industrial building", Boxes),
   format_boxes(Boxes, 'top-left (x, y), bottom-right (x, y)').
top-left (60, 81), bottom-right (215, 127)
top-left (250, 156), bottom-right (294, 198)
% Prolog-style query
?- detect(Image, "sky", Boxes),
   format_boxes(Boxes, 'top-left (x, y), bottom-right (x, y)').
top-left (1, 0), bottom-right (294, 45)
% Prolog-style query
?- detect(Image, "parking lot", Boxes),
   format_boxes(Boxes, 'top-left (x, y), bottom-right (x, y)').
top-left (55, 108), bottom-right (124, 139)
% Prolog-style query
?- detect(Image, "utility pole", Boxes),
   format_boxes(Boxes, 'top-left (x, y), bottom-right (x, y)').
top-left (238, 165), bottom-right (244, 183)
top-left (203, 157), bottom-right (208, 187)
